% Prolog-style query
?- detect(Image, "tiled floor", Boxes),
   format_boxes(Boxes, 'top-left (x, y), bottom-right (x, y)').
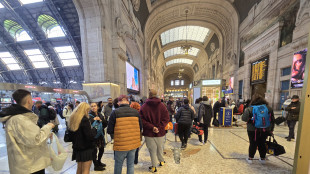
top-left (0, 114), bottom-right (296, 174)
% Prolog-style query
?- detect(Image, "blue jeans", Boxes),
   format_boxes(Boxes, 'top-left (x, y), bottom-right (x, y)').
top-left (114, 149), bottom-right (136, 174)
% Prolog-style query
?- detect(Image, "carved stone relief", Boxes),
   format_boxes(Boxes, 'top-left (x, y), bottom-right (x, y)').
top-left (131, 0), bottom-right (140, 11)
top-left (296, 0), bottom-right (310, 26)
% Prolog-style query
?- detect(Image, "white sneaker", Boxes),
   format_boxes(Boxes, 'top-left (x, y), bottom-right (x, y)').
top-left (246, 158), bottom-right (253, 164)
top-left (259, 158), bottom-right (266, 164)
top-left (199, 142), bottom-right (203, 146)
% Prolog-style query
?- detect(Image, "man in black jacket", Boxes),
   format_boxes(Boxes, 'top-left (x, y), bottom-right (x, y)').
top-left (197, 96), bottom-right (213, 145)
top-left (175, 98), bottom-right (194, 149)
top-left (285, 95), bottom-right (300, 141)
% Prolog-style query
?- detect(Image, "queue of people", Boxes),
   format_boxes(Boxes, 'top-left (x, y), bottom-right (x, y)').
top-left (0, 88), bottom-right (301, 174)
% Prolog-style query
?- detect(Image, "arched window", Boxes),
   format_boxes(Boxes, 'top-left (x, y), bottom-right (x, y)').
top-left (38, 14), bottom-right (65, 38)
top-left (4, 20), bottom-right (31, 42)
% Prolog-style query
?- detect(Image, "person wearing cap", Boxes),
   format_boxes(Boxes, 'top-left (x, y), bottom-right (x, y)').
top-left (107, 95), bottom-right (142, 174)
top-left (140, 89), bottom-right (170, 173)
top-left (285, 95), bottom-right (300, 141)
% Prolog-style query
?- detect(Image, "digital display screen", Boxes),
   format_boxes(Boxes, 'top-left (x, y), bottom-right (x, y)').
top-left (251, 57), bottom-right (268, 85)
top-left (202, 80), bottom-right (221, 86)
top-left (126, 62), bottom-right (139, 92)
top-left (1, 98), bottom-right (11, 103)
top-left (291, 49), bottom-right (307, 89)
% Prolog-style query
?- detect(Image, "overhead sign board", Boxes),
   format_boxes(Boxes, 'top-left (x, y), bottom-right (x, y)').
top-left (202, 80), bottom-right (221, 86)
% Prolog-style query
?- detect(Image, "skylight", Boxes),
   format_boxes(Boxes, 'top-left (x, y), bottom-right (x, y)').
top-left (164, 47), bottom-right (200, 58)
top-left (24, 49), bottom-right (49, 68)
top-left (4, 20), bottom-right (32, 42)
top-left (0, 52), bottom-right (22, 70)
top-left (20, 0), bottom-right (43, 5)
top-left (48, 26), bottom-right (65, 38)
top-left (38, 15), bottom-right (65, 38)
top-left (166, 58), bottom-right (193, 66)
top-left (160, 26), bottom-right (210, 46)
top-left (0, 3), bottom-right (4, 8)
top-left (54, 46), bottom-right (79, 67)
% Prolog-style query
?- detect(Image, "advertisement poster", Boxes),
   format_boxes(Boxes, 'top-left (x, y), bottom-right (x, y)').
top-left (291, 49), bottom-right (307, 88)
top-left (251, 57), bottom-right (269, 85)
top-left (126, 62), bottom-right (139, 91)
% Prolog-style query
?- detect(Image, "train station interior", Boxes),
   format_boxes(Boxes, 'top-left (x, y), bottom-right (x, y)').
top-left (0, 0), bottom-right (310, 173)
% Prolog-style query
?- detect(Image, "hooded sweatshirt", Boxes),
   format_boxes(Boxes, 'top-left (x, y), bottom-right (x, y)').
top-left (140, 97), bottom-right (170, 137)
top-left (0, 104), bottom-right (52, 174)
top-left (197, 100), bottom-right (213, 125)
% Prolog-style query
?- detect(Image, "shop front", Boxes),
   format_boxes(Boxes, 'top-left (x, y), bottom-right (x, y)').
top-left (192, 79), bottom-right (225, 104)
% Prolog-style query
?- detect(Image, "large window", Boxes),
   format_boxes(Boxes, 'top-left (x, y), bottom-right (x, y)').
top-left (38, 14), bottom-right (65, 38)
top-left (24, 49), bottom-right (49, 68)
top-left (160, 26), bottom-right (210, 46)
top-left (166, 58), bottom-right (193, 66)
top-left (175, 80), bottom-right (180, 86)
top-left (4, 20), bottom-right (31, 42)
top-left (54, 46), bottom-right (79, 67)
top-left (238, 80), bottom-right (243, 99)
top-left (171, 79), bottom-right (184, 86)
top-left (281, 67), bottom-right (291, 76)
top-left (19, 0), bottom-right (43, 5)
top-left (164, 47), bottom-right (200, 58)
top-left (171, 80), bottom-right (174, 86)
top-left (281, 80), bottom-right (290, 90)
top-left (0, 52), bottom-right (22, 70)
top-left (0, 3), bottom-right (4, 8)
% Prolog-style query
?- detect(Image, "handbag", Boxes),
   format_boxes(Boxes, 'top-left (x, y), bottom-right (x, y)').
top-left (64, 129), bottom-right (74, 142)
top-left (275, 116), bottom-right (286, 125)
top-left (49, 133), bottom-right (68, 171)
top-left (266, 135), bottom-right (286, 156)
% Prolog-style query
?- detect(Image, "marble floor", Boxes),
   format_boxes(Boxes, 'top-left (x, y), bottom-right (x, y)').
top-left (0, 113), bottom-right (296, 174)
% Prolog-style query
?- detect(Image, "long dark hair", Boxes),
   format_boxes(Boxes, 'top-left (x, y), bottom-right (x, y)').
top-left (250, 93), bottom-right (268, 106)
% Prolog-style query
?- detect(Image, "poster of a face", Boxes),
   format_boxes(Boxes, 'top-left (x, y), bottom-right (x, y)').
top-left (126, 62), bottom-right (139, 91)
top-left (229, 77), bottom-right (234, 90)
top-left (291, 49), bottom-right (307, 88)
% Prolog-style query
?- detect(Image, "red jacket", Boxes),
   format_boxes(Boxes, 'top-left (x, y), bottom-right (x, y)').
top-left (140, 97), bottom-right (169, 137)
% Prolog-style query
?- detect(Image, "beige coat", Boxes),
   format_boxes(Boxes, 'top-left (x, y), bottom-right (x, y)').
top-left (0, 112), bottom-right (53, 174)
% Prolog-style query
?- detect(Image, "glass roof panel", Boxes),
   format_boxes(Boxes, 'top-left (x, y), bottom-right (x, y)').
top-left (58, 52), bottom-right (76, 59)
top-left (47, 26), bottom-right (65, 38)
top-left (1, 58), bottom-right (17, 64)
top-left (3, 20), bottom-right (31, 42)
top-left (7, 64), bottom-right (21, 70)
top-left (20, 0), bottom-right (43, 5)
top-left (28, 55), bottom-right (45, 61)
top-left (16, 30), bottom-right (31, 41)
top-left (62, 59), bottom-right (79, 66)
top-left (33, 62), bottom-right (49, 68)
top-left (0, 3), bottom-right (4, 8)
top-left (164, 47), bottom-right (200, 58)
top-left (24, 49), bottom-right (41, 55)
top-left (165, 58), bottom-right (193, 66)
top-left (160, 26), bottom-right (210, 46)
top-left (0, 52), bottom-right (12, 58)
top-left (54, 46), bottom-right (73, 52)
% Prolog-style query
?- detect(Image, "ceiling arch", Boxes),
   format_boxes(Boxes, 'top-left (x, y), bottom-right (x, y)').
top-left (163, 64), bottom-right (194, 80)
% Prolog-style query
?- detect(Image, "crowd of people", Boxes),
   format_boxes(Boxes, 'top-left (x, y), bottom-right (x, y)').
top-left (0, 89), bottom-right (301, 174)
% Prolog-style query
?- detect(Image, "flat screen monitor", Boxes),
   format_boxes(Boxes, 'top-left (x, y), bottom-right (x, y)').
top-left (126, 62), bottom-right (140, 92)
top-left (291, 48), bottom-right (307, 89)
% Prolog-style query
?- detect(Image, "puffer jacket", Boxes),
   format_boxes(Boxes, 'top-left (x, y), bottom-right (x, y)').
top-left (242, 99), bottom-right (275, 132)
top-left (108, 104), bottom-right (142, 151)
top-left (175, 104), bottom-right (194, 125)
top-left (0, 104), bottom-right (53, 174)
top-left (63, 105), bottom-right (73, 121)
top-left (285, 101), bottom-right (300, 121)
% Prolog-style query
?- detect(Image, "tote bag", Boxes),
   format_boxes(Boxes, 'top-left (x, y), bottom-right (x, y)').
top-left (49, 133), bottom-right (68, 171)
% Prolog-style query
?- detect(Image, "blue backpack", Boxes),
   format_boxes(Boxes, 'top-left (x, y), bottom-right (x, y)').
top-left (251, 105), bottom-right (271, 128)
top-left (89, 114), bottom-right (104, 139)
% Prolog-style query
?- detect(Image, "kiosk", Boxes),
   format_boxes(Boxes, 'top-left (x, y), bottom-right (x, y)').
top-left (192, 79), bottom-right (226, 104)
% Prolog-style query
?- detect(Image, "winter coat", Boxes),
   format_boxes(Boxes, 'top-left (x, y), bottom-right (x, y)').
top-left (285, 101), bottom-right (300, 121)
top-left (192, 103), bottom-right (200, 118)
top-left (89, 111), bottom-right (108, 137)
top-left (175, 104), bottom-right (195, 125)
top-left (38, 105), bottom-right (54, 127)
top-left (104, 103), bottom-right (113, 120)
top-left (213, 101), bottom-right (221, 115)
top-left (72, 116), bottom-right (97, 151)
top-left (63, 105), bottom-right (73, 121)
top-left (140, 97), bottom-right (170, 137)
top-left (242, 100), bottom-right (275, 132)
top-left (167, 100), bottom-right (175, 116)
top-left (107, 104), bottom-right (142, 151)
top-left (0, 104), bottom-right (53, 174)
top-left (197, 101), bottom-right (213, 126)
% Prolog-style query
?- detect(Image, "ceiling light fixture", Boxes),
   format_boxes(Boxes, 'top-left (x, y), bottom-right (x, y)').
top-left (181, 9), bottom-right (192, 55)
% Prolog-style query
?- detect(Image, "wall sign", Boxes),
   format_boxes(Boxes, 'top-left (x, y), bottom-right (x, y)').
top-left (202, 80), bottom-right (221, 86)
top-left (251, 56), bottom-right (269, 85)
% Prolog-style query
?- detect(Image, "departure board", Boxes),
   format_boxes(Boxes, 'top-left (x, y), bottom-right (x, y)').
top-left (251, 57), bottom-right (269, 85)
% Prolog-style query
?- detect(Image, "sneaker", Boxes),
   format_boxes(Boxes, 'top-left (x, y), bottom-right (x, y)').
top-left (246, 158), bottom-right (253, 164)
top-left (97, 161), bottom-right (106, 168)
top-left (259, 158), bottom-right (266, 164)
top-left (159, 161), bottom-right (166, 166)
top-left (149, 167), bottom-right (157, 173)
top-left (94, 165), bottom-right (105, 171)
top-left (199, 142), bottom-right (203, 146)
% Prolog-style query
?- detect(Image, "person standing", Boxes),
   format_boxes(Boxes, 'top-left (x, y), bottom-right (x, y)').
top-left (212, 98), bottom-right (222, 123)
top-left (242, 94), bottom-right (275, 164)
top-left (0, 89), bottom-right (55, 174)
top-left (140, 89), bottom-right (170, 173)
top-left (167, 96), bottom-right (175, 122)
top-left (32, 100), bottom-right (42, 116)
top-left (69, 102), bottom-right (97, 174)
top-left (104, 97), bottom-right (114, 143)
top-left (107, 95), bottom-right (142, 174)
top-left (285, 95), bottom-right (300, 141)
top-left (89, 102), bottom-right (107, 171)
top-left (129, 101), bottom-right (142, 165)
top-left (197, 96), bottom-right (213, 146)
top-left (38, 102), bottom-right (56, 128)
top-left (175, 98), bottom-right (194, 149)
top-left (63, 103), bottom-right (73, 127)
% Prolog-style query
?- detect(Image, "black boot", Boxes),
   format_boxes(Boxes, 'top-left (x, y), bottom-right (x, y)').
top-left (94, 165), bottom-right (105, 171)
top-left (97, 160), bottom-right (106, 168)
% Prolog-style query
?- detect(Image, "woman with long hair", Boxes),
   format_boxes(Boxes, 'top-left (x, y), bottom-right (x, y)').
top-left (242, 94), bottom-right (275, 164)
top-left (89, 102), bottom-right (107, 171)
top-left (69, 102), bottom-right (96, 174)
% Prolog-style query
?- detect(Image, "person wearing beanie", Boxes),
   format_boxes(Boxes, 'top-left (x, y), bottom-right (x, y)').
top-left (285, 95), bottom-right (300, 141)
